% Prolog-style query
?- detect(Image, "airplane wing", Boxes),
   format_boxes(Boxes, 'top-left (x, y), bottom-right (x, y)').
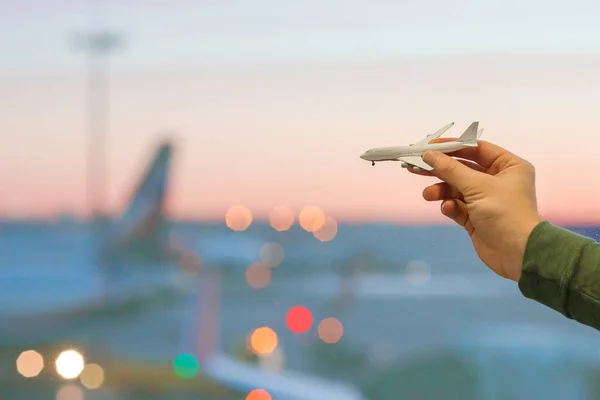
top-left (202, 353), bottom-right (366, 400)
top-left (397, 156), bottom-right (433, 171)
top-left (411, 122), bottom-right (454, 146)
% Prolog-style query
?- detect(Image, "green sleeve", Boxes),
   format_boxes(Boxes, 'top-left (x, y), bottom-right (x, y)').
top-left (518, 221), bottom-right (600, 330)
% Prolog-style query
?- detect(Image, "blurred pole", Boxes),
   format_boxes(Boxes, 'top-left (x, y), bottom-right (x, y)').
top-left (71, 2), bottom-right (122, 221)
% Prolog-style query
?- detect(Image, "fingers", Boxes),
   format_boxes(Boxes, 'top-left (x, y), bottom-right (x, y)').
top-left (422, 151), bottom-right (482, 193)
top-left (441, 199), bottom-right (473, 235)
top-left (422, 182), bottom-right (462, 202)
top-left (429, 138), bottom-right (516, 170)
top-left (408, 158), bottom-right (487, 177)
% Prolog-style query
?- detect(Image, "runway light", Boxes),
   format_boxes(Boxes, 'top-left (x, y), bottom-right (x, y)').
top-left (269, 206), bottom-right (295, 232)
top-left (56, 383), bottom-right (83, 400)
top-left (225, 205), bottom-right (253, 231)
top-left (313, 216), bottom-right (338, 242)
top-left (247, 388), bottom-right (272, 400)
top-left (250, 327), bottom-right (278, 355)
top-left (55, 350), bottom-right (84, 380)
top-left (173, 353), bottom-right (199, 380)
top-left (298, 206), bottom-right (325, 232)
top-left (16, 350), bottom-right (44, 378)
top-left (318, 318), bottom-right (344, 344)
top-left (80, 363), bottom-right (104, 389)
top-left (286, 306), bottom-right (313, 334)
top-left (260, 242), bottom-right (284, 268)
top-left (245, 263), bottom-right (271, 289)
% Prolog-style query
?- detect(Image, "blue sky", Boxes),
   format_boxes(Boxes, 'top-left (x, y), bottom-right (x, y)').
top-left (2, 0), bottom-right (600, 73)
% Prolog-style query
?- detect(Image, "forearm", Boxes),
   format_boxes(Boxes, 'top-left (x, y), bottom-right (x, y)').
top-left (518, 221), bottom-right (600, 330)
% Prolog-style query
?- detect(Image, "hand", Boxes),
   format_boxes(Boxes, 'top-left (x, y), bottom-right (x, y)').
top-left (409, 139), bottom-right (542, 281)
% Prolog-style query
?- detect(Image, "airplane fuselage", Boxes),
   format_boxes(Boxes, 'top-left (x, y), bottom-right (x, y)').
top-left (360, 141), bottom-right (469, 163)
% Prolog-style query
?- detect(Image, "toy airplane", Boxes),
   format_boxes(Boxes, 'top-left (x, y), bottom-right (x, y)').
top-left (360, 122), bottom-right (483, 172)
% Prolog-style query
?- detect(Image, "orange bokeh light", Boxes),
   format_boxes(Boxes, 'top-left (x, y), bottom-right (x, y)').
top-left (246, 389), bottom-right (272, 400)
top-left (318, 317), bottom-right (344, 344)
top-left (269, 206), bottom-right (295, 232)
top-left (298, 206), bottom-right (326, 232)
top-left (250, 327), bottom-right (278, 355)
top-left (225, 205), bottom-right (253, 231)
top-left (313, 216), bottom-right (338, 242)
top-left (245, 263), bottom-right (271, 289)
top-left (16, 350), bottom-right (44, 378)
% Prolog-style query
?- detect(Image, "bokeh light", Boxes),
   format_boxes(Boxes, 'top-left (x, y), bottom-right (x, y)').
top-left (55, 350), bottom-right (84, 380)
top-left (173, 353), bottom-right (199, 379)
top-left (16, 350), bottom-right (44, 378)
top-left (298, 206), bottom-right (326, 232)
top-left (269, 206), bottom-right (294, 232)
top-left (260, 242), bottom-right (285, 268)
top-left (258, 347), bottom-right (285, 372)
top-left (246, 388), bottom-right (272, 400)
top-left (313, 216), bottom-right (338, 242)
top-left (286, 306), bottom-right (313, 334)
top-left (245, 263), bottom-right (271, 289)
top-left (318, 317), bottom-right (344, 344)
top-left (56, 383), bottom-right (84, 400)
top-left (405, 260), bottom-right (431, 286)
top-left (79, 363), bottom-right (104, 389)
top-left (225, 205), bottom-right (253, 231)
top-left (250, 327), bottom-right (278, 355)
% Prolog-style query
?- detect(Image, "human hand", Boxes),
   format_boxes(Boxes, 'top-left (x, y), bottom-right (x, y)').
top-left (409, 139), bottom-right (542, 281)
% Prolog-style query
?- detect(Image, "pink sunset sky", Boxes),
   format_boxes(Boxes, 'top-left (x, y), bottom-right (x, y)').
top-left (2, 0), bottom-right (600, 224)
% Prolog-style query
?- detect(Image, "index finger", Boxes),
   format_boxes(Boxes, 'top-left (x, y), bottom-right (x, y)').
top-left (428, 138), bottom-right (515, 169)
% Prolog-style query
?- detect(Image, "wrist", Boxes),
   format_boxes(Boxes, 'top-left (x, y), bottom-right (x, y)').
top-left (509, 214), bottom-right (543, 282)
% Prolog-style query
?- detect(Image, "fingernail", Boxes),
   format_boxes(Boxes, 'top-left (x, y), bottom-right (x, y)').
top-left (423, 151), bottom-right (439, 166)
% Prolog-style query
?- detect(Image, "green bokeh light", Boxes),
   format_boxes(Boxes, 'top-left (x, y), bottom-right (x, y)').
top-left (173, 353), bottom-right (199, 380)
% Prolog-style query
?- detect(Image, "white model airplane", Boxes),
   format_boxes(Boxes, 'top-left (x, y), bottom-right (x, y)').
top-left (360, 122), bottom-right (484, 172)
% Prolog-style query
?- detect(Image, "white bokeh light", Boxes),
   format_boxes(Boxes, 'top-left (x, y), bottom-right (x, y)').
top-left (405, 260), bottom-right (431, 286)
top-left (55, 350), bottom-right (85, 379)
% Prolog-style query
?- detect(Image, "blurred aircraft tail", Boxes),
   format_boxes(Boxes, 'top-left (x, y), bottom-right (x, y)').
top-left (102, 140), bottom-right (174, 263)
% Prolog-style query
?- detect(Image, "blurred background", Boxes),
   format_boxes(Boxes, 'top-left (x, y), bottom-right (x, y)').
top-left (2, 1), bottom-right (600, 399)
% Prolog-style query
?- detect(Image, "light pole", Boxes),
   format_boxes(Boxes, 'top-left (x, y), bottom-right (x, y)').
top-left (71, 21), bottom-right (122, 221)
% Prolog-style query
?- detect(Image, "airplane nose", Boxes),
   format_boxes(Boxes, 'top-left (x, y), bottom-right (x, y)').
top-left (360, 153), bottom-right (367, 160)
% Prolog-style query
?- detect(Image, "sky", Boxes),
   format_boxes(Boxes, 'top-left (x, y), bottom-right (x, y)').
top-left (2, 0), bottom-right (600, 223)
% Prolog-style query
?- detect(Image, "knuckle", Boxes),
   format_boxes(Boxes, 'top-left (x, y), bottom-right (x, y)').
top-left (440, 159), bottom-right (457, 173)
top-left (521, 159), bottom-right (536, 176)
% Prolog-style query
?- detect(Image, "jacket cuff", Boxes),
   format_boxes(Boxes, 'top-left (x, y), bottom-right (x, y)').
top-left (518, 221), bottom-right (590, 319)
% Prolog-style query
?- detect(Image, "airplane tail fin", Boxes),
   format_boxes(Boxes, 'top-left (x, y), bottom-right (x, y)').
top-left (103, 140), bottom-right (174, 262)
top-left (456, 122), bottom-right (480, 144)
top-left (179, 269), bottom-right (220, 362)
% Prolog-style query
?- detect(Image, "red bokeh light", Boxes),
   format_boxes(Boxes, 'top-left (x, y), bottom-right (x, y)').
top-left (286, 306), bottom-right (313, 334)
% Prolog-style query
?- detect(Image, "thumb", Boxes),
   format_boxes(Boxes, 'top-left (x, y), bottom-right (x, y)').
top-left (423, 151), bottom-right (480, 193)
